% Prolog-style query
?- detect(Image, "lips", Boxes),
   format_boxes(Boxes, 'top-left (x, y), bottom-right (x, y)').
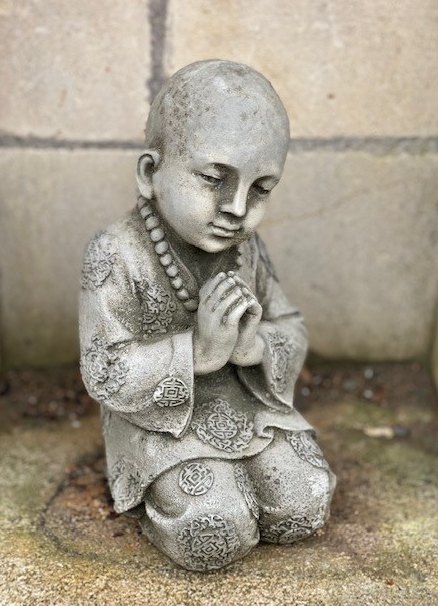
top-left (210, 223), bottom-right (241, 238)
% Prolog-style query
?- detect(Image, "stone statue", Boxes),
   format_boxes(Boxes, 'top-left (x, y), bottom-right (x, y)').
top-left (79, 60), bottom-right (336, 571)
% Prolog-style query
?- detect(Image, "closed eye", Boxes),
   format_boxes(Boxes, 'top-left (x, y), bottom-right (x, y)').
top-left (252, 183), bottom-right (272, 195)
top-left (198, 173), bottom-right (222, 186)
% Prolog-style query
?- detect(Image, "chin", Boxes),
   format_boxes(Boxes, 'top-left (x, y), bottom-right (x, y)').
top-left (197, 237), bottom-right (236, 254)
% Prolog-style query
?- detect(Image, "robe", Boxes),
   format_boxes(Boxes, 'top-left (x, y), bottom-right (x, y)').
top-left (79, 204), bottom-right (313, 513)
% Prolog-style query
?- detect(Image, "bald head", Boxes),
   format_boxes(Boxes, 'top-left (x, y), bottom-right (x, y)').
top-left (144, 60), bottom-right (290, 159)
top-left (137, 61), bottom-right (290, 253)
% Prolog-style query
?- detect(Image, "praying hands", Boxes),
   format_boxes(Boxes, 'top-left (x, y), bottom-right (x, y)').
top-left (193, 271), bottom-right (264, 375)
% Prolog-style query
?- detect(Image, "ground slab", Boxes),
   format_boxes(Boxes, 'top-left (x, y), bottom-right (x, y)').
top-left (0, 362), bottom-right (437, 606)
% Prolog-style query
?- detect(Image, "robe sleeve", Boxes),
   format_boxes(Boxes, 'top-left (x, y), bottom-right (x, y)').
top-left (79, 230), bottom-right (194, 438)
top-left (237, 234), bottom-right (308, 411)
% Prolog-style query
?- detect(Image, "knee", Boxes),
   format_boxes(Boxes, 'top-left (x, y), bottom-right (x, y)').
top-left (259, 468), bottom-right (334, 545)
top-left (177, 508), bottom-right (259, 571)
top-left (142, 461), bottom-right (260, 571)
top-left (177, 482), bottom-right (260, 571)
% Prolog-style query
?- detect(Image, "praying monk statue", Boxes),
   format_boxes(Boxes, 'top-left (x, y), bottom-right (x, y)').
top-left (79, 60), bottom-right (336, 571)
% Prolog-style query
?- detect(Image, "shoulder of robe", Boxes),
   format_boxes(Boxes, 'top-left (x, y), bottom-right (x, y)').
top-left (254, 232), bottom-right (278, 282)
top-left (107, 207), bottom-right (155, 265)
top-left (81, 207), bottom-right (159, 291)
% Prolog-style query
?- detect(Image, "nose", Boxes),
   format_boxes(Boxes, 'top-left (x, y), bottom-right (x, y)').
top-left (220, 184), bottom-right (248, 218)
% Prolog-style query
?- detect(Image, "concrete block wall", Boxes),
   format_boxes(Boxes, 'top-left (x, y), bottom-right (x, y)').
top-left (1, 0), bottom-right (437, 372)
top-left (0, 0), bottom-right (149, 368)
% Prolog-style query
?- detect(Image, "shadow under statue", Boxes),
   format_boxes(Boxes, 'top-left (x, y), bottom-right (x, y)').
top-left (79, 60), bottom-right (336, 571)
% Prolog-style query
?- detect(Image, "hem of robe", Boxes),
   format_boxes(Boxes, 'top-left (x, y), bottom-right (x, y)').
top-left (104, 406), bottom-right (315, 513)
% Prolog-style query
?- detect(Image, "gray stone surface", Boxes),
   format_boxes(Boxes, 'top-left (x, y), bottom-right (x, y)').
top-left (165, 0), bottom-right (438, 137)
top-left (0, 148), bottom-right (138, 367)
top-left (1, 0), bottom-right (437, 371)
top-left (0, 0), bottom-right (149, 141)
top-left (259, 150), bottom-right (438, 360)
top-left (78, 61), bottom-right (329, 572)
top-left (1, 146), bottom-right (437, 367)
top-left (432, 320), bottom-right (438, 390)
top-left (1, 362), bottom-right (437, 605)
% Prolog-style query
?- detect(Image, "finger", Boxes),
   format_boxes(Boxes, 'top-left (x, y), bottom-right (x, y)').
top-left (226, 298), bottom-right (251, 325)
top-left (199, 272), bottom-right (226, 300)
top-left (236, 285), bottom-right (261, 314)
top-left (241, 286), bottom-right (255, 302)
top-left (245, 297), bottom-right (263, 317)
top-left (227, 272), bottom-right (254, 295)
top-left (217, 289), bottom-right (245, 318)
top-left (210, 278), bottom-right (240, 310)
top-left (216, 275), bottom-right (259, 318)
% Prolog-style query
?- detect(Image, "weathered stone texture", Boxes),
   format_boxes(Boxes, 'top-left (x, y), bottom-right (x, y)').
top-left (1, 149), bottom-right (437, 367)
top-left (2, 363), bottom-right (438, 605)
top-left (1, 1), bottom-right (437, 369)
top-left (0, 0), bottom-right (149, 141)
top-left (165, 0), bottom-right (438, 137)
top-left (0, 149), bottom-right (138, 367)
top-left (259, 151), bottom-right (438, 360)
top-left (432, 321), bottom-right (438, 390)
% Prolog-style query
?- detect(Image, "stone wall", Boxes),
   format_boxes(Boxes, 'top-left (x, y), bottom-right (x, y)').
top-left (1, 0), bottom-right (437, 372)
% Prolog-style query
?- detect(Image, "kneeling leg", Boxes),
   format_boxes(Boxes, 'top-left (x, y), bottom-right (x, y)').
top-left (245, 431), bottom-right (336, 544)
top-left (140, 459), bottom-right (259, 571)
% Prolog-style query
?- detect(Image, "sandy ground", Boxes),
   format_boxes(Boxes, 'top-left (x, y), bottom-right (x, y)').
top-left (0, 362), bottom-right (437, 606)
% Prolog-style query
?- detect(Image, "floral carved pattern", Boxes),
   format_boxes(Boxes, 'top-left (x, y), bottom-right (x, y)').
top-left (234, 464), bottom-right (259, 519)
top-left (109, 459), bottom-right (146, 511)
top-left (153, 376), bottom-right (189, 407)
top-left (178, 514), bottom-right (240, 571)
top-left (81, 231), bottom-right (116, 290)
top-left (285, 431), bottom-right (329, 470)
top-left (179, 463), bottom-right (214, 496)
top-left (192, 399), bottom-right (254, 453)
top-left (266, 330), bottom-right (293, 394)
top-left (81, 335), bottom-right (128, 402)
top-left (137, 278), bottom-right (176, 335)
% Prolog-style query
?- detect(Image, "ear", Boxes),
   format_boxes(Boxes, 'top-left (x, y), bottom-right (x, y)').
top-left (136, 150), bottom-right (161, 199)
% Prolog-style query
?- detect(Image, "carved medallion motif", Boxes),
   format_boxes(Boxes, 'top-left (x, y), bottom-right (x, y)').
top-left (81, 232), bottom-right (116, 290)
top-left (137, 278), bottom-right (176, 335)
top-left (285, 431), bottom-right (329, 470)
top-left (178, 514), bottom-right (240, 571)
top-left (153, 376), bottom-right (189, 407)
top-left (109, 459), bottom-right (145, 511)
top-left (260, 515), bottom-right (314, 544)
top-left (266, 330), bottom-right (293, 393)
top-left (233, 464), bottom-right (259, 519)
top-left (179, 462), bottom-right (214, 496)
top-left (81, 335), bottom-right (128, 402)
top-left (192, 399), bottom-right (254, 453)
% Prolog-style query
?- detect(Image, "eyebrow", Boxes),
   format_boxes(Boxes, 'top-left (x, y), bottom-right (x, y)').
top-left (209, 163), bottom-right (234, 172)
top-left (204, 163), bottom-right (280, 182)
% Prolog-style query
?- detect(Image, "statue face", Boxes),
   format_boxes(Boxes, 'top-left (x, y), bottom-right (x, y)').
top-left (151, 109), bottom-right (288, 253)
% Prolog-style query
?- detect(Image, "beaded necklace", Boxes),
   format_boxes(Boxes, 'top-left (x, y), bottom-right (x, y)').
top-left (137, 196), bottom-right (244, 313)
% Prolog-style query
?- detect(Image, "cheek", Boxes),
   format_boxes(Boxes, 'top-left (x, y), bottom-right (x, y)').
top-left (244, 201), bottom-right (267, 231)
top-left (183, 183), bottom-right (218, 224)
top-left (158, 175), bottom-right (190, 211)
top-left (158, 176), bottom-right (217, 229)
